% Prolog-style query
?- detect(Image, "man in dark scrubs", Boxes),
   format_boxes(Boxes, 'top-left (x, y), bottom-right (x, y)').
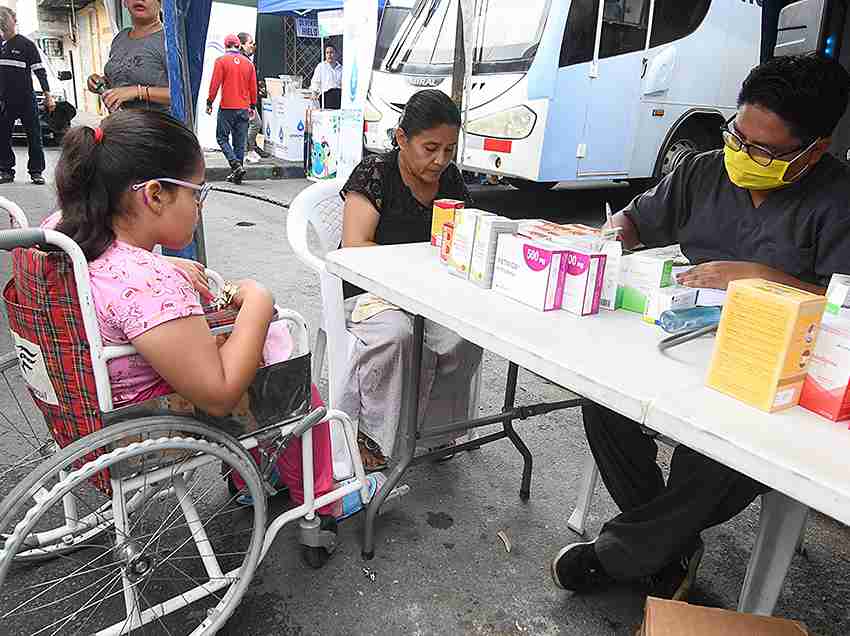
top-left (551, 54), bottom-right (850, 599)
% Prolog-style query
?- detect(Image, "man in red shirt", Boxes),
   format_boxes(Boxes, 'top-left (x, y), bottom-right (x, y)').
top-left (207, 34), bottom-right (257, 184)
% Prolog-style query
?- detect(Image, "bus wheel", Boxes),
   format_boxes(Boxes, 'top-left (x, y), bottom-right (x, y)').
top-left (505, 178), bottom-right (558, 193)
top-left (631, 123), bottom-right (720, 191)
top-left (659, 137), bottom-right (699, 177)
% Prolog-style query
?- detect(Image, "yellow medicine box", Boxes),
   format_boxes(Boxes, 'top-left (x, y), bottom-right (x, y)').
top-left (706, 279), bottom-right (826, 413)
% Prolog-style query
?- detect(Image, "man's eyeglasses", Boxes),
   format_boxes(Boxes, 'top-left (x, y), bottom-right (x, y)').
top-left (721, 116), bottom-right (818, 167)
top-left (131, 178), bottom-right (213, 206)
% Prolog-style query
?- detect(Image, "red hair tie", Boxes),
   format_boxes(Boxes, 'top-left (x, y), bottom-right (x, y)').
top-left (93, 127), bottom-right (104, 144)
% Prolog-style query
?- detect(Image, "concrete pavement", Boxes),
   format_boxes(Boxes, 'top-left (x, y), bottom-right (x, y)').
top-left (1, 145), bottom-right (849, 635)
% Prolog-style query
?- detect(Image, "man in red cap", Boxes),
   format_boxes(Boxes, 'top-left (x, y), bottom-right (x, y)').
top-left (207, 33), bottom-right (257, 185)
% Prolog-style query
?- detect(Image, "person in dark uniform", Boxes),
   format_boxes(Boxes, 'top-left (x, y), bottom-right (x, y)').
top-left (0, 6), bottom-right (54, 185)
top-left (551, 54), bottom-right (850, 600)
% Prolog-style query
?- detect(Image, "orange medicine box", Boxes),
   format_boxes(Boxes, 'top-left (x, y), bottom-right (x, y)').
top-left (799, 315), bottom-right (850, 422)
top-left (706, 279), bottom-right (826, 413)
top-left (431, 199), bottom-right (464, 247)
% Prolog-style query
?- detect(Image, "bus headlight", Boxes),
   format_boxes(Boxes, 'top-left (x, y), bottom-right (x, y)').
top-left (466, 106), bottom-right (536, 140)
top-left (365, 99), bottom-right (383, 123)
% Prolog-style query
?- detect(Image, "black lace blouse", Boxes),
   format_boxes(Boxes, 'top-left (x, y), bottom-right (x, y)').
top-left (340, 149), bottom-right (472, 297)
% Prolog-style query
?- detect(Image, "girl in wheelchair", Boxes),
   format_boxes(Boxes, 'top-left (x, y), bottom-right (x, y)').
top-left (42, 109), bottom-right (338, 529)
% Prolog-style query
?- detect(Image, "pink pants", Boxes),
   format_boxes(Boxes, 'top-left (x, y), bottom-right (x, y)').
top-left (233, 384), bottom-right (335, 514)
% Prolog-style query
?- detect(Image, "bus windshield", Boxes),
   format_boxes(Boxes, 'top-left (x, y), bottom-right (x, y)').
top-left (386, 0), bottom-right (551, 75)
top-left (374, 2), bottom-right (414, 70)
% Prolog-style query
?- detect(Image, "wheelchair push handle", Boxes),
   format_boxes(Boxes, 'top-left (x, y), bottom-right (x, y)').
top-left (292, 406), bottom-right (327, 437)
top-left (0, 228), bottom-right (45, 251)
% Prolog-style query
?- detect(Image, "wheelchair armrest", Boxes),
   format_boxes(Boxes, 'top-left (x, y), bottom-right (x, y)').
top-left (0, 228), bottom-right (45, 251)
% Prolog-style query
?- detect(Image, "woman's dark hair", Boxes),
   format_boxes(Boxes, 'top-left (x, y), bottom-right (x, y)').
top-left (54, 109), bottom-right (203, 261)
top-left (738, 54), bottom-right (850, 142)
top-left (395, 89), bottom-right (461, 145)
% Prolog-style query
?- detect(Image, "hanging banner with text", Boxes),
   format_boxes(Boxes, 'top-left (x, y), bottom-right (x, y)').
top-left (295, 16), bottom-right (320, 38)
top-left (337, 0), bottom-right (378, 181)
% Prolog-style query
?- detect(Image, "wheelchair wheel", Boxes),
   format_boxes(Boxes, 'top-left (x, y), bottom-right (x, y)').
top-left (0, 352), bottom-right (70, 562)
top-left (0, 418), bottom-right (267, 635)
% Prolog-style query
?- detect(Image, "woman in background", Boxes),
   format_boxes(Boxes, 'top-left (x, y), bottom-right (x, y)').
top-left (86, 0), bottom-right (170, 112)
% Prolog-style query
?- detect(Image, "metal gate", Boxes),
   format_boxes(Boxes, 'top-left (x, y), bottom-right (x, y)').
top-left (282, 15), bottom-right (343, 88)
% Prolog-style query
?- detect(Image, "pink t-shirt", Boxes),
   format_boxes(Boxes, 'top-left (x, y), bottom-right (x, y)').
top-left (43, 213), bottom-right (203, 406)
top-left (42, 213), bottom-right (296, 409)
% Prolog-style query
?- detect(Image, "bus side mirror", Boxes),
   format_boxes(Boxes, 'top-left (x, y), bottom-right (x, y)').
top-left (58, 71), bottom-right (72, 81)
top-left (774, 0), bottom-right (844, 59)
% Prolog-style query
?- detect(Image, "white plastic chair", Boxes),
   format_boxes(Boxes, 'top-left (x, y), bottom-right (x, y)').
top-left (287, 179), bottom-right (481, 480)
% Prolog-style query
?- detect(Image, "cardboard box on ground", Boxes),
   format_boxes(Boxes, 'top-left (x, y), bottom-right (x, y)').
top-left (639, 597), bottom-right (809, 635)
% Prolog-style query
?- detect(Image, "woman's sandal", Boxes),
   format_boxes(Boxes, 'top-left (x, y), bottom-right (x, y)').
top-left (357, 432), bottom-right (388, 473)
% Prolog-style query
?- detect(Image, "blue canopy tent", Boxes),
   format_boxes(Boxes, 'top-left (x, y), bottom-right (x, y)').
top-left (162, 0), bottom-right (214, 127)
top-left (256, 0), bottom-right (386, 14)
top-left (258, 0), bottom-right (344, 11)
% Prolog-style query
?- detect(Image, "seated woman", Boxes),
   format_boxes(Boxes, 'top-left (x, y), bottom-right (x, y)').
top-left (44, 109), bottom-right (334, 518)
top-left (339, 89), bottom-right (483, 470)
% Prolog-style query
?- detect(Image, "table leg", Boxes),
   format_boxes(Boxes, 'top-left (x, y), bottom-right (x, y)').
top-left (737, 491), bottom-right (809, 615)
top-left (361, 314), bottom-right (425, 560)
top-left (502, 362), bottom-right (533, 501)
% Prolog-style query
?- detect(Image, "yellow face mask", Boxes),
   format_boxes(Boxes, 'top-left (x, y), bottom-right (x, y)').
top-left (723, 145), bottom-right (812, 191)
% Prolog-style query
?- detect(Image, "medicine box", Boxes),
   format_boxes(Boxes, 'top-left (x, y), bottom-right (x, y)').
top-left (799, 315), bottom-right (850, 422)
top-left (448, 209), bottom-right (494, 279)
top-left (553, 235), bottom-right (622, 312)
top-left (469, 216), bottom-right (519, 288)
top-left (643, 286), bottom-right (698, 325)
top-left (619, 253), bottom-right (674, 313)
top-left (517, 220), bottom-right (591, 241)
top-left (431, 199), bottom-right (464, 247)
top-left (492, 234), bottom-right (569, 312)
top-left (560, 248), bottom-right (607, 316)
top-left (706, 279), bottom-right (826, 413)
top-left (824, 273), bottom-right (850, 320)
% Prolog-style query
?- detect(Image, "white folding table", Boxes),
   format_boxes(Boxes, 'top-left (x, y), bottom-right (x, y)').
top-left (326, 242), bottom-right (850, 615)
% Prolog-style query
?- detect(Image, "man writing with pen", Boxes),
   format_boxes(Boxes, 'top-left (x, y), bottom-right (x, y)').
top-left (550, 54), bottom-right (850, 600)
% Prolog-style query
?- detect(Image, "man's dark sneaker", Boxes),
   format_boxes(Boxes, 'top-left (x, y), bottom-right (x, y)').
top-left (645, 538), bottom-right (705, 601)
top-left (256, 147), bottom-right (271, 159)
top-left (230, 165), bottom-right (246, 185)
top-left (30, 173), bottom-right (45, 185)
top-left (551, 540), bottom-right (614, 592)
top-left (0, 171), bottom-right (13, 184)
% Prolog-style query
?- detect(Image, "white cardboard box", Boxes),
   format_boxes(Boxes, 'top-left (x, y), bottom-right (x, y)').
top-left (619, 253), bottom-right (674, 313)
top-left (492, 234), bottom-right (569, 312)
top-left (448, 209), bottom-right (494, 279)
top-left (552, 235), bottom-right (621, 311)
top-left (560, 248), bottom-right (607, 316)
top-left (272, 96), bottom-right (287, 159)
top-left (469, 216), bottom-right (519, 288)
top-left (825, 273), bottom-right (850, 320)
top-left (800, 314), bottom-right (850, 422)
top-left (643, 285), bottom-right (699, 324)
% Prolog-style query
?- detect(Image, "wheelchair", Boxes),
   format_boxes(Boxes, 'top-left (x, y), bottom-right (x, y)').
top-left (0, 201), bottom-right (370, 635)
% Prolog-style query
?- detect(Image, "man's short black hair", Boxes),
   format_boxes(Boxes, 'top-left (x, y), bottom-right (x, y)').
top-left (738, 54), bottom-right (850, 141)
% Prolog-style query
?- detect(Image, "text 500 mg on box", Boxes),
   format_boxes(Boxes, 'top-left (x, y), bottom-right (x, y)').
top-left (493, 234), bottom-right (570, 312)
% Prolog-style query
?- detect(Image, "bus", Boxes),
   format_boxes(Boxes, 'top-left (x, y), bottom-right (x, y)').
top-left (364, 0), bottom-right (762, 191)
top-left (765, 0), bottom-right (850, 163)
